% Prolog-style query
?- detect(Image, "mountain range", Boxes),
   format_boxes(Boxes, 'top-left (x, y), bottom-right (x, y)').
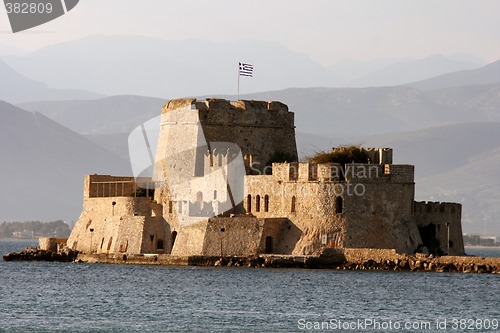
top-left (0, 101), bottom-right (130, 222)
top-left (1, 36), bottom-right (500, 236)
top-left (0, 59), bottom-right (101, 104)
top-left (0, 35), bottom-right (490, 101)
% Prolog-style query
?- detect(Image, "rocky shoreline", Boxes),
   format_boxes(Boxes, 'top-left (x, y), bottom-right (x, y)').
top-left (3, 246), bottom-right (78, 262)
top-left (4, 247), bottom-right (500, 274)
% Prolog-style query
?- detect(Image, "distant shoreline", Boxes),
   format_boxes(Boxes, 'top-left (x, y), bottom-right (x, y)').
top-left (0, 238), bottom-right (40, 241)
top-left (465, 245), bottom-right (500, 249)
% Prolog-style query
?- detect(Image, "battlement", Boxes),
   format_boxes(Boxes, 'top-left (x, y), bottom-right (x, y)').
top-left (157, 98), bottom-right (297, 174)
top-left (362, 147), bottom-right (393, 164)
top-left (272, 162), bottom-right (413, 183)
top-left (414, 201), bottom-right (462, 215)
top-left (162, 98), bottom-right (289, 114)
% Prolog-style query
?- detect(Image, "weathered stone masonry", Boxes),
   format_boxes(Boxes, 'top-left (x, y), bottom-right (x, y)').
top-left (67, 98), bottom-right (465, 257)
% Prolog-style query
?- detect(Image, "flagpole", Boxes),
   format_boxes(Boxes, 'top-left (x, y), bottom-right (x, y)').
top-left (237, 62), bottom-right (240, 101)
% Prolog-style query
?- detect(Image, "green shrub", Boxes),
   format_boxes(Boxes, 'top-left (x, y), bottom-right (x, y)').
top-left (308, 146), bottom-right (369, 165)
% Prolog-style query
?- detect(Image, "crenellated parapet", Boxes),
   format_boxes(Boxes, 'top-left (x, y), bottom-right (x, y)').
top-left (271, 162), bottom-right (413, 184)
top-left (414, 201), bottom-right (462, 216)
top-left (383, 164), bottom-right (414, 183)
top-left (157, 98), bottom-right (298, 174)
top-left (362, 147), bottom-right (393, 164)
top-left (161, 98), bottom-right (291, 126)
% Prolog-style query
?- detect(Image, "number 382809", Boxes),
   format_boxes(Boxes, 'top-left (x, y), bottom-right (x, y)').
top-left (5, 2), bottom-right (53, 14)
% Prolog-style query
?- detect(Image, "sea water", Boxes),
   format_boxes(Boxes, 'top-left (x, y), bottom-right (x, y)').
top-left (1, 240), bottom-right (499, 333)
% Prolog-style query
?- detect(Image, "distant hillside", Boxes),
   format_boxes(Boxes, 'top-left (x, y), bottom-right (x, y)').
top-left (237, 84), bottom-right (500, 136)
top-left (408, 59), bottom-right (500, 91)
top-left (0, 58), bottom-right (102, 104)
top-left (0, 101), bottom-right (131, 222)
top-left (417, 146), bottom-right (500, 236)
top-left (19, 95), bottom-right (165, 134)
top-left (348, 54), bottom-right (482, 87)
top-left (364, 122), bottom-right (500, 178)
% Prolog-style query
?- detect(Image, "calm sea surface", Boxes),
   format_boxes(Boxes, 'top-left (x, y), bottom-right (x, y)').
top-left (1, 240), bottom-right (499, 333)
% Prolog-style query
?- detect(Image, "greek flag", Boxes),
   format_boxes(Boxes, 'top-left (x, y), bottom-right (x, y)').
top-left (239, 62), bottom-right (253, 77)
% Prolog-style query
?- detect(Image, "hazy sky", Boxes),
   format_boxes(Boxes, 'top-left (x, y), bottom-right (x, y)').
top-left (1, 0), bottom-right (499, 65)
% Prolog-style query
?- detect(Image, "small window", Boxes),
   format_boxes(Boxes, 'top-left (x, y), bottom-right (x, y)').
top-left (171, 231), bottom-right (178, 249)
top-left (168, 201), bottom-right (173, 214)
top-left (291, 196), bottom-right (296, 213)
top-left (157, 239), bottom-right (164, 250)
top-left (264, 195), bottom-right (269, 212)
top-left (214, 190), bottom-right (218, 201)
top-left (119, 239), bottom-right (128, 253)
top-left (247, 194), bottom-right (252, 212)
top-left (107, 237), bottom-right (113, 251)
top-left (150, 235), bottom-right (154, 242)
top-left (336, 197), bottom-right (343, 214)
top-left (256, 195), bottom-right (261, 212)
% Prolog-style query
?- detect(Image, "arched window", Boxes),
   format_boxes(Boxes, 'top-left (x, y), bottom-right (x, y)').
top-left (291, 196), bottom-right (296, 213)
top-left (264, 195), bottom-right (269, 212)
top-left (336, 196), bottom-right (343, 214)
top-left (213, 190), bottom-right (218, 201)
top-left (256, 195), bottom-right (261, 212)
top-left (196, 191), bottom-right (203, 202)
top-left (247, 194), bottom-right (252, 212)
top-left (168, 200), bottom-right (173, 214)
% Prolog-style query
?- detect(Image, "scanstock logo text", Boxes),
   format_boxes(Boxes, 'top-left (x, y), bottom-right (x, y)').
top-left (3, 0), bottom-right (79, 33)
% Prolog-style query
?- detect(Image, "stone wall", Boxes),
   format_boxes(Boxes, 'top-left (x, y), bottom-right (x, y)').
top-left (202, 217), bottom-right (297, 256)
top-left (245, 162), bottom-right (421, 255)
top-left (414, 201), bottom-right (464, 255)
top-left (170, 217), bottom-right (299, 256)
top-left (39, 238), bottom-right (68, 252)
top-left (67, 175), bottom-right (168, 255)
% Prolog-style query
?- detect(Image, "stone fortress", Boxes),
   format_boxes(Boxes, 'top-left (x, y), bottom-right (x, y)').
top-left (67, 98), bottom-right (465, 258)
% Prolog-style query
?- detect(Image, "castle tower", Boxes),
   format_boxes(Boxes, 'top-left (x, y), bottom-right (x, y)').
top-left (151, 98), bottom-right (298, 253)
top-left (154, 98), bottom-right (298, 174)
